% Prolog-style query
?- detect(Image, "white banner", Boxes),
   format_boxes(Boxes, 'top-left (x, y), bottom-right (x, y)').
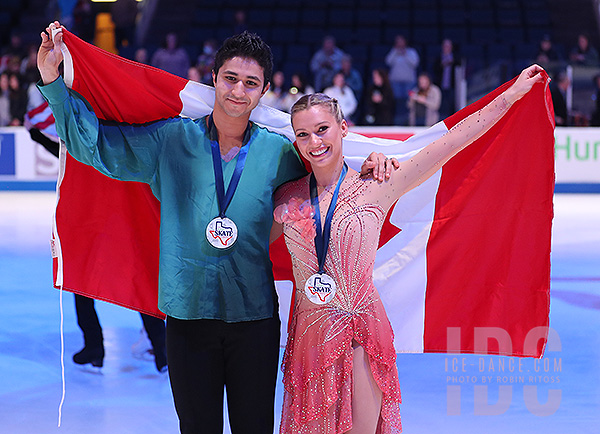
top-left (0, 127), bottom-right (59, 181)
top-left (352, 126), bottom-right (600, 186)
top-left (0, 126), bottom-right (598, 185)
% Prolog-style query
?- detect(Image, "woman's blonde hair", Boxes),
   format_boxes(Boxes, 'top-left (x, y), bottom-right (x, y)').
top-left (290, 93), bottom-right (345, 126)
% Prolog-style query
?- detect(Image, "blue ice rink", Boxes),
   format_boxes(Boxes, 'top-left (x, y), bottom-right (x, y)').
top-left (0, 191), bottom-right (598, 433)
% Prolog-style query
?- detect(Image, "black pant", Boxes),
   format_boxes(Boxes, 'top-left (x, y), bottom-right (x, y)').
top-left (166, 315), bottom-right (281, 434)
top-left (74, 294), bottom-right (165, 350)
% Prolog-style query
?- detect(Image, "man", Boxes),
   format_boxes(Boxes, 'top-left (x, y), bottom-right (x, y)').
top-left (37, 22), bottom-right (393, 433)
top-left (551, 71), bottom-right (570, 126)
top-left (310, 35), bottom-right (346, 92)
top-left (386, 34), bottom-right (420, 125)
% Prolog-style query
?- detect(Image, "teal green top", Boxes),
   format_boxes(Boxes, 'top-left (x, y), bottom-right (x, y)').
top-left (39, 77), bottom-right (306, 322)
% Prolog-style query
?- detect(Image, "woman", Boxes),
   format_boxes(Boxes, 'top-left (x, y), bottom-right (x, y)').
top-left (273, 64), bottom-right (545, 434)
top-left (281, 72), bottom-right (315, 113)
top-left (262, 70), bottom-right (287, 111)
top-left (407, 71), bottom-right (441, 127)
top-left (363, 68), bottom-right (395, 126)
top-left (324, 71), bottom-right (358, 125)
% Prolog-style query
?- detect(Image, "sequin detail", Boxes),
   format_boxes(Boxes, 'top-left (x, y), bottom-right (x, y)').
top-left (275, 173), bottom-right (402, 434)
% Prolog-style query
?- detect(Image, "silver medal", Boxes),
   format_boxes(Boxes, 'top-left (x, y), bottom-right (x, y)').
top-left (206, 217), bottom-right (238, 249)
top-left (305, 273), bottom-right (337, 305)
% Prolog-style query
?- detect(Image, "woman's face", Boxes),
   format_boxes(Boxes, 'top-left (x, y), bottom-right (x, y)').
top-left (0, 74), bottom-right (8, 91)
top-left (9, 75), bottom-right (19, 90)
top-left (333, 73), bottom-right (345, 88)
top-left (418, 75), bottom-right (430, 90)
top-left (273, 71), bottom-right (284, 88)
top-left (372, 70), bottom-right (383, 86)
top-left (292, 106), bottom-right (347, 170)
top-left (291, 74), bottom-right (301, 88)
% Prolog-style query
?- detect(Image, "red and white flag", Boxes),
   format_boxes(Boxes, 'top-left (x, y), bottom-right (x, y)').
top-left (52, 31), bottom-right (554, 358)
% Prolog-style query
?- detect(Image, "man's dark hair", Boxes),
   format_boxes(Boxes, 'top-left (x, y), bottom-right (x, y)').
top-left (213, 31), bottom-right (273, 89)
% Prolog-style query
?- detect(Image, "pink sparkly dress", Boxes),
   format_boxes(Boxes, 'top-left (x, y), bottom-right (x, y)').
top-left (274, 172), bottom-right (402, 434)
top-left (274, 91), bottom-right (514, 433)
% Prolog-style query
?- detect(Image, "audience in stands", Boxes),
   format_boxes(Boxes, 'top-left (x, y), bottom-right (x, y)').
top-left (386, 34), bottom-right (420, 125)
top-left (134, 47), bottom-right (148, 65)
top-left (340, 55), bottom-right (363, 104)
top-left (187, 65), bottom-right (201, 83)
top-left (0, 72), bottom-right (11, 126)
top-left (232, 9), bottom-right (249, 35)
top-left (262, 70), bottom-right (287, 111)
top-left (591, 73), bottom-right (600, 126)
top-left (196, 39), bottom-right (218, 85)
top-left (569, 34), bottom-right (599, 67)
top-left (281, 72), bottom-right (314, 113)
top-left (363, 68), bottom-right (395, 126)
top-left (3, 8), bottom-right (600, 127)
top-left (339, 54), bottom-right (363, 122)
top-left (408, 72), bottom-right (441, 127)
top-left (1, 72), bottom-right (27, 126)
top-left (551, 71), bottom-right (571, 126)
top-left (536, 34), bottom-right (562, 67)
top-left (151, 32), bottom-right (191, 79)
top-left (323, 71), bottom-right (358, 125)
top-left (433, 38), bottom-right (458, 120)
top-left (310, 35), bottom-right (346, 92)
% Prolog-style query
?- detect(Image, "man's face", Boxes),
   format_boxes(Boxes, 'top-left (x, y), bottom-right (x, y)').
top-left (212, 57), bottom-right (269, 119)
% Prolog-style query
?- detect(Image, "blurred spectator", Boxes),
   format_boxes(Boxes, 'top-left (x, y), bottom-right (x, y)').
top-left (196, 39), bottom-right (218, 85)
top-left (232, 9), bottom-right (248, 34)
top-left (0, 72), bottom-right (10, 126)
top-left (151, 33), bottom-right (191, 78)
top-left (340, 54), bottom-right (363, 123)
top-left (187, 65), bottom-right (201, 82)
top-left (27, 81), bottom-right (45, 113)
top-left (408, 72), bottom-right (441, 127)
top-left (591, 73), bottom-right (600, 126)
top-left (2, 55), bottom-right (22, 75)
top-left (20, 45), bottom-right (40, 85)
top-left (1, 33), bottom-right (26, 73)
top-left (2, 32), bottom-right (26, 61)
top-left (433, 38), bottom-right (458, 119)
top-left (22, 49), bottom-right (44, 112)
top-left (569, 34), bottom-right (599, 67)
top-left (310, 35), bottom-right (346, 92)
top-left (323, 71), bottom-right (358, 124)
top-left (536, 34), bottom-right (561, 66)
top-left (6, 73), bottom-right (28, 126)
top-left (261, 70), bottom-right (287, 111)
top-left (281, 72), bottom-right (314, 113)
top-left (134, 47), bottom-right (148, 65)
top-left (340, 55), bottom-right (363, 102)
top-left (551, 71), bottom-right (570, 126)
top-left (73, 0), bottom-right (95, 43)
top-left (386, 34), bottom-right (420, 125)
top-left (112, 0), bottom-right (138, 50)
top-left (363, 68), bottom-right (395, 126)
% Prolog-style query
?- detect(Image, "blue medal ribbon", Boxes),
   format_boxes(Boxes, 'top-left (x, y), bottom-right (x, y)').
top-left (309, 162), bottom-right (348, 274)
top-left (208, 114), bottom-right (253, 218)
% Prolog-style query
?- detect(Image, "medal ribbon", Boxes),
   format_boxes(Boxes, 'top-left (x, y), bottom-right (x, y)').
top-left (208, 115), bottom-right (252, 218)
top-left (310, 162), bottom-right (348, 274)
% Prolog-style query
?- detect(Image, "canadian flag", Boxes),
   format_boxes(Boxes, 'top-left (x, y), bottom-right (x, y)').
top-left (51, 31), bottom-right (554, 358)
